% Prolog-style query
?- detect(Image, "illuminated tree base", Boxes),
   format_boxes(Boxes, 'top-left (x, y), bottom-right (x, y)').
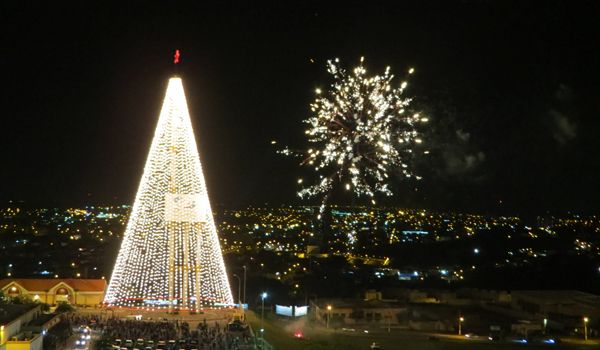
top-left (105, 298), bottom-right (232, 311)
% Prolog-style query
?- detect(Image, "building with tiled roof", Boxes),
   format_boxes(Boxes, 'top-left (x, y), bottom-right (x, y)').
top-left (0, 304), bottom-right (44, 350)
top-left (0, 279), bottom-right (106, 306)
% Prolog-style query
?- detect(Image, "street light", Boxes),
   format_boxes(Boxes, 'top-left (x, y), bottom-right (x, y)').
top-left (326, 305), bottom-right (332, 329)
top-left (543, 318), bottom-right (548, 334)
top-left (583, 317), bottom-right (589, 341)
top-left (261, 292), bottom-right (268, 348)
top-left (458, 317), bottom-right (464, 335)
top-left (242, 265), bottom-right (247, 305)
top-left (232, 274), bottom-right (241, 306)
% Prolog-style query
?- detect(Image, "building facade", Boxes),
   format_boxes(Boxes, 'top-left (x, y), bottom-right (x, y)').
top-left (0, 279), bottom-right (106, 307)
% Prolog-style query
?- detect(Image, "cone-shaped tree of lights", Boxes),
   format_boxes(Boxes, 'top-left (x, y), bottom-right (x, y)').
top-left (104, 77), bottom-right (233, 310)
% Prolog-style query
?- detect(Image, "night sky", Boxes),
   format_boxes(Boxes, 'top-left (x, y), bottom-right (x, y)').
top-left (2, 1), bottom-right (600, 214)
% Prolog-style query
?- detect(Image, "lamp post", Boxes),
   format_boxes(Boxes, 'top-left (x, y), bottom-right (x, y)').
top-left (261, 292), bottom-right (268, 347)
top-left (242, 265), bottom-right (247, 305)
top-left (458, 317), bottom-right (464, 336)
top-left (326, 305), bottom-right (332, 329)
top-left (543, 318), bottom-right (548, 335)
top-left (583, 317), bottom-right (589, 341)
top-left (232, 274), bottom-right (241, 306)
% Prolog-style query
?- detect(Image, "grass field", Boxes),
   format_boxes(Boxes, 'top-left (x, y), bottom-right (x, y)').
top-left (245, 310), bottom-right (596, 350)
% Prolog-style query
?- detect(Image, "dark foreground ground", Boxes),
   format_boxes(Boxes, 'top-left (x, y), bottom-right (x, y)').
top-left (245, 311), bottom-right (597, 350)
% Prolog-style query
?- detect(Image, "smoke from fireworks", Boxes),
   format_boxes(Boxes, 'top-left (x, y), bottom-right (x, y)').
top-left (282, 57), bottom-right (427, 209)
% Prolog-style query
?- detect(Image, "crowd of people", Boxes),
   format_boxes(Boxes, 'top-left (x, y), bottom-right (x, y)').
top-left (104, 319), bottom-right (178, 342)
top-left (63, 313), bottom-right (253, 350)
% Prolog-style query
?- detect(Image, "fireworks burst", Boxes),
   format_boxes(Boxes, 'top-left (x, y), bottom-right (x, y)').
top-left (283, 57), bottom-right (427, 209)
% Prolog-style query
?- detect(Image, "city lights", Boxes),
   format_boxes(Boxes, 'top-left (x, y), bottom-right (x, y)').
top-left (2, 7), bottom-right (600, 350)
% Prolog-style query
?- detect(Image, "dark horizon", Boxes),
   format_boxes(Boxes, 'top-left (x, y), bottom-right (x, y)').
top-left (2, 2), bottom-right (600, 215)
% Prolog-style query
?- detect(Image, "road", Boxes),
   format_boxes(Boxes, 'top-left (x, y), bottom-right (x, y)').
top-left (65, 327), bottom-right (99, 350)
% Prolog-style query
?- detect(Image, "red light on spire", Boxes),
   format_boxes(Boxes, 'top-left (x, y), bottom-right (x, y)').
top-left (174, 49), bottom-right (180, 64)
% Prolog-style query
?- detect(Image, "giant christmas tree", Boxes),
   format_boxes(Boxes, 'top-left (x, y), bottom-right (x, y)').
top-left (104, 75), bottom-right (233, 310)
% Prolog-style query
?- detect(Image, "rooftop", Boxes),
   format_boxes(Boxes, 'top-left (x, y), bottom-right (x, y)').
top-left (512, 290), bottom-right (600, 307)
top-left (312, 298), bottom-right (403, 309)
top-left (0, 279), bottom-right (106, 292)
top-left (28, 313), bottom-right (58, 326)
top-left (0, 304), bottom-right (38, 325)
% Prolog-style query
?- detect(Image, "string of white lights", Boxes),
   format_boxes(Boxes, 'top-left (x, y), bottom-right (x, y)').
top-left (104, 77), bottom-right (233, 310)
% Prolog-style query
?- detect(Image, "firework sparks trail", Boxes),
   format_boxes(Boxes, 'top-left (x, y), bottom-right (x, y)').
top-left (281, 57), bottom-right (428, 212)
